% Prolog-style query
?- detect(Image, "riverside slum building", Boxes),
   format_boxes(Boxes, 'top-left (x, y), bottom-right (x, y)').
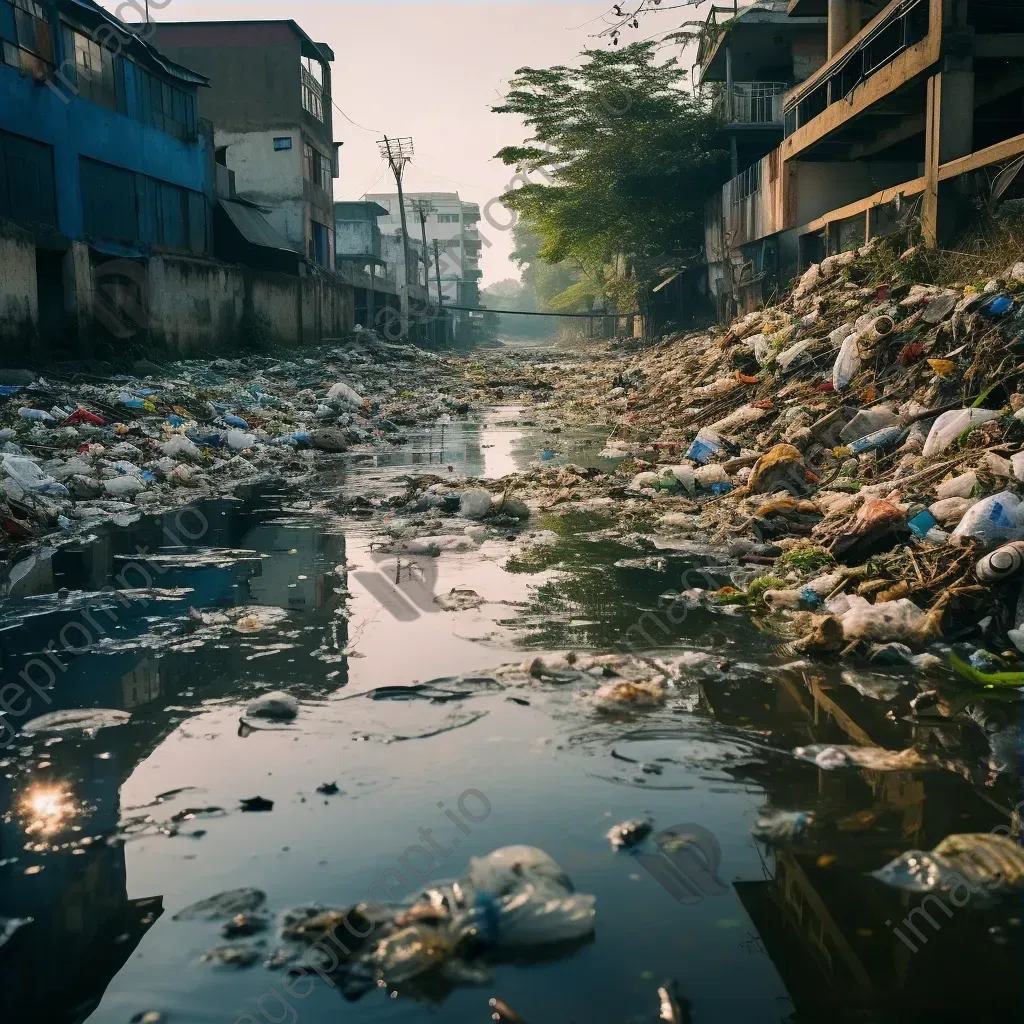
top-left (0, 6), bottom-right (421, 358)
top-left (699, 0), bottom-right (1024, 318)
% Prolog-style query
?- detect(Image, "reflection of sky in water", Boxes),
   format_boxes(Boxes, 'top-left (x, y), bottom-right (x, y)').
top-left (0, 433), bottom-right (1018, 1022)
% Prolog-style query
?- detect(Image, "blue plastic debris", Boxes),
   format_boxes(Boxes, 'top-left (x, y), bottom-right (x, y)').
top-left (908, 509), bottom-right (937, 539)
top-left (0, 386), bottom-right (22, 398)
top-left (848, 426), bottom-right (907, 455)
top-left (540, 449), bottom-right (556, 461)
top-left (709, 481), bottom-right (735, 496)
top-left (222, 414), bottom-right (249, 429)
top-left (984, 295), bottom-right (1013, 316)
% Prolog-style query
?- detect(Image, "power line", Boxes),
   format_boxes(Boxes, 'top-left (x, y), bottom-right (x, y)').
top-left (330, 97), bottom-right (381, 137)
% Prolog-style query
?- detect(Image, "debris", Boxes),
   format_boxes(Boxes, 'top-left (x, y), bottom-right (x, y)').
top-left (239, 796), bottom-right (274, 812)
top-left (243, 691), bottom-right (299, 721)
top-left (173, 888), bottom-right (266, 920)
top-left (606, 819), bottom-right (652, 850)
top-left (793, 744), bottom-right (936, 770)
top-left (872, 833), bottom-right (1024, 895)
top-left (21, 708), bottom-right (131, 734)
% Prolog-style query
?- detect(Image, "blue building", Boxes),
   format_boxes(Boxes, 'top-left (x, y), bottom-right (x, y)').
top-left (0, 0), bottom-right (213, 354)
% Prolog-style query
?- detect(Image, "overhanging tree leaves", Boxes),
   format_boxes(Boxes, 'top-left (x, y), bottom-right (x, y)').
top-left (492, 42), bottom-right (728, 318)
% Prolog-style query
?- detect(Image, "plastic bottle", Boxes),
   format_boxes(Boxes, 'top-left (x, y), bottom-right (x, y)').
top-left (18, 408), bottom-right (55, 423)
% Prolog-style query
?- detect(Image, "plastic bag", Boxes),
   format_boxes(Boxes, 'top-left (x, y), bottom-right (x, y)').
top-left (668, 464), bottom-right (695, 493)
top-left (835, 594), bottom-right (926, 642)
top-left (104, 476), bottom-right (144, 498)
top-left (161, 435), bottom-right (201, 460)
top-left (327, 380), bottom-right (364, 409)
top-left (828, 322), bottom-right (853, 348)
top-left (839, 406), bottom-right (899, 444)
top-left (460, 488), bottom-right (492, 519)
top-left (929, 496), bottom-right (972, 526)
top-left (1013, 451), bottom-right (1024, 483)
top-left (1, 455), bottom-right (70, 498)
top-left (832, 332), bottom-right (861, 391)
top-left (745, 334), bottom-right (770, 366)
top-left (460, 846), bottom-right (595, 948)
top-left (951, 490), bottom-right (1024, 546)
top-left (921, 408), bottom-right (999, 457)
top-left (776, 339), bottom-right (813, 370)
top-left (694, 463), bottom-right (729, 488)
top-left (684, 428), bottom-right (723, 464)
top-left (935, 471), bottom-right (977, 500)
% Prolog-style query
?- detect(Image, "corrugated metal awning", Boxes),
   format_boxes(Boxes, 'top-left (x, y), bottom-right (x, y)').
top-left (218, 200), bottom-right (297, 252)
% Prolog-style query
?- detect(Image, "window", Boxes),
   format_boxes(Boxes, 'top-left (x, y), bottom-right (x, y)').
top-left (273, 136), bottom-right (292, 151)
top-left (308, 218), bottom-right (330, 267)
top-left (301, 57), bottom-right (323, 121)
top-left (80, 156), bottom-right (207, 253)
top-left (1, 0), bottom-right (53, 75)
top-left (302, 139), bottom-right (332, 190)
top-left (135, 65), bottom-right (196, 140)
top-left (62, 26), bottom-right (116, 110)
top-left (0, 129), bottom-right (57, 230)
top-left (436, 213), bottom-right (460, 224)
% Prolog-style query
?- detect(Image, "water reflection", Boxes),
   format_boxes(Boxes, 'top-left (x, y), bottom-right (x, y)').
top-left (0, 480), bottom-right (1018, 1023)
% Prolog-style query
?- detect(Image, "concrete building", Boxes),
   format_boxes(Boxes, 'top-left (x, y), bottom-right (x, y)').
top-left (700, 0), bottom-right (1024, 317)
top-left (363, 191), bottom-right (483, 307)
top-left (153, 19), bottom-right (340, 270)
top-left (0, 0), bottom-right (212, 358)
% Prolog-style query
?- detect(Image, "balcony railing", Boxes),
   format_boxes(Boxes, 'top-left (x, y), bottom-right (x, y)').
top-left (715, 82), bottom-right (787, 125)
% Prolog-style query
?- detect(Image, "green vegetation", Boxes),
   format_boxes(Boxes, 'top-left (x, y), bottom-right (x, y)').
top-left (492, 42), bottom-right (727, 329)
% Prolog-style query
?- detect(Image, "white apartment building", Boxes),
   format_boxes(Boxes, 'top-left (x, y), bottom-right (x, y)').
top-left (362, 191), bottom-right (481, 306)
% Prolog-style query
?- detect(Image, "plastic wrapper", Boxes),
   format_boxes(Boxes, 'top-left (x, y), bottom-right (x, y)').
top-left (935, 471), bottom-right (978, 500)
top-left (832, 332), bottom-right (862, 391)
top-left (327, 380), bottom-right (365, 409)
top-left (921, 409), bottom-right (999, 457)
top-left (459, 489), bottom-right (492, 519)
top-left (871, 833), bottom-right (1024, 895)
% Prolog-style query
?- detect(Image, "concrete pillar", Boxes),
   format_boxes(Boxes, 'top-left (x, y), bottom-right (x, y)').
top-left (827, 0), bottom-right (860, 59)
top-left (923, 58), bottom-right (975, 248)
top-left (65, 242), bottom-right (94, 357)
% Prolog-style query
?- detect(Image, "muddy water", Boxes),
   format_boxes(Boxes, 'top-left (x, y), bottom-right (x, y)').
top-left (0, 414), bottom-right (1020, 1023)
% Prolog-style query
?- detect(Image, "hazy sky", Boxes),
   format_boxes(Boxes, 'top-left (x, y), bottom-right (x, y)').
top-left (113, 0), bottom-right (712, 285)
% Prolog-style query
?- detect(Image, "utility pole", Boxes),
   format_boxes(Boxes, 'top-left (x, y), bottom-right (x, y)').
top-left (378, 135), bottom-right (414, 338)
top-left (409, 198), bottom-right (436, 290)
top-left (433, 238), bottom-right (444, 343)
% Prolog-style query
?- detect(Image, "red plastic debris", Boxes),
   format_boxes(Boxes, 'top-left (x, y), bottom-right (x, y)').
top-left (818, 381), bottom-right (835, 392)
top-left (898, 341), bottom-right (925, 367)
top-left (62, 408), bottom-right (104, 427)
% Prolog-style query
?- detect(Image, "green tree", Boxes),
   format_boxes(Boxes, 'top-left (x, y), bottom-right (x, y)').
top-left (492, 42), bottom-right (727, 329)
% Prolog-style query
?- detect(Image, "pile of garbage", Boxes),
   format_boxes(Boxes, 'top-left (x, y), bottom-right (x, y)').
top-left (178, 846), bottom-right (595, 998)
top-left (507, 242), bottom-right (1024, 677)
top-left (0, 333), bottom-right (470, 561)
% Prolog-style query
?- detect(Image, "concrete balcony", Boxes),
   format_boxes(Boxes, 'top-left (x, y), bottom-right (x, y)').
top-left (715, 82), bottom-right (787, 125)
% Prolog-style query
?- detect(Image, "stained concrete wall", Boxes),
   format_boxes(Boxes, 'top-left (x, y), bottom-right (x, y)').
top-left (145, 255), bottom-right (354, 353)
top-left (0, 221), bottom-right (37, 359)
top-left (793, 160), bottom-right (921, 225)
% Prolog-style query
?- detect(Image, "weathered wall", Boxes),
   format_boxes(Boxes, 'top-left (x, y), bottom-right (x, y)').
top-left (153, 24), bottom-right (303, 131)
top-left (144, 255), bottom-right (354, 354)
top-left (793, 160), bottom-right (921, 226)
top-left (214, 129), bottom-right (306, 251)
top-left (0, 220), bottom-right (37, 359)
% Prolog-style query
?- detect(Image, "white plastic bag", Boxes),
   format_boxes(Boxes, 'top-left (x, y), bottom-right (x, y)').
top-left (1013, 452), bottom-right (1024, 483)
top-left (104, 476), bottom-right (144, 498)
top-left (832, 332), bottom-right (862, 391)
top-left (695, 463), bottom-right (729, 488)
top-left (668, 464), bottom-right (695, 493)
top-left (951, 490), bottom-right (1024, 546)
top-left (161, 435), bottom-right (200, 460)
top-left (459, 488), bottom-right (492, 519)
top-left (226, 428), bottom-right (257, 450)
top-left (327, 380), bottom-right (364, 409)
top-left (776, 339), bottom-right (813, 371)
top-left (935, 471), bottom-right (977, 500)
top-left (1, 455), bottom-right (69, 498)
top-left (747, 334), bottom-right (771, 366)
top-left (921, 409), bottom-right (999, 457)
top-left (835, 594), bottom-right (926, 642)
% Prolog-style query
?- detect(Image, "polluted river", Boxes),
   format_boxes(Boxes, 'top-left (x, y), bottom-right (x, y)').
top-left (0, 340), bottom-right (1022, 1024)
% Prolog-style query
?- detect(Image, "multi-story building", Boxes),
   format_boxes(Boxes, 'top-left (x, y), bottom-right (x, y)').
top-left (0, 0), bottom-right (212, 355)
top-left (363, 190), bottom-right (482, 306)
top-left (153, 19), bottom-right (339, 269)
top-left (700, 0), bottom-right (1024, 317)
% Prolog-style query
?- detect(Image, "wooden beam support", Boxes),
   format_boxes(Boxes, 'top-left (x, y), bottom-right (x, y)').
top-left (922, 73), bottom-right (941, 247)
top-left (939, 132), bottom-right (1024, 180)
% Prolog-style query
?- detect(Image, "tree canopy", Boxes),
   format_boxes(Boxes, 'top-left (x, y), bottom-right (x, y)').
top-left (492, 42), bottom-right (728, 297)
